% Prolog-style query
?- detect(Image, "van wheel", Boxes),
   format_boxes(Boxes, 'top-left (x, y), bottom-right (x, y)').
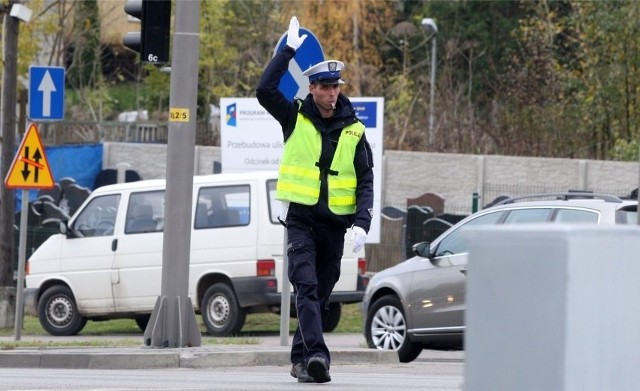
top-left (37, 285), bottom-right (87, 336)
top-left (135, 315), bottom-right (151, 332)
top-left (323, 302), bottom-right (342, 332)
top-left (201, 283), bottom-right (246, 336)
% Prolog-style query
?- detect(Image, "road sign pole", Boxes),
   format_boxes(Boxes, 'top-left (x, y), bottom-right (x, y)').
top-left (279, 229), bottom-right (290, 346)
top-left (4, 122), bottom-right (55, 339)
top-left (13, 189), bottom-right (28, 341)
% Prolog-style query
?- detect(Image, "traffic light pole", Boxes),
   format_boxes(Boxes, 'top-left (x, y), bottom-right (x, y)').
top-left (143, 0), bottom-right (201, 348)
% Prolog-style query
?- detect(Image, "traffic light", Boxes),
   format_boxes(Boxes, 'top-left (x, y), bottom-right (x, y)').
top-left (123, 0), bottom-right (171, 64)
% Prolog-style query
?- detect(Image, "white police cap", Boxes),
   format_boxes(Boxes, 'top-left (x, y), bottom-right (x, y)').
top-left (302, 60), bottom-right (345, 85)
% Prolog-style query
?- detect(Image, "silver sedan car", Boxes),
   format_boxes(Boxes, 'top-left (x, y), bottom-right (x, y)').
top-left (363, 193), bottom-right (638, 362)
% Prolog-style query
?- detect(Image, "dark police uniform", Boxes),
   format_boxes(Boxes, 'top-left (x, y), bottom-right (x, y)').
top-left (256, 46), bottom-right (374, 369)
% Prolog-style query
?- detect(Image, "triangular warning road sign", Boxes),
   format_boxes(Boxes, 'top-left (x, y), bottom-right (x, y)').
top-left (4, 123), bottom-right (55, 189)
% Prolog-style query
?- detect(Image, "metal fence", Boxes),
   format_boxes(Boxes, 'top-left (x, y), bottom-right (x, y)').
top-left (34, 120), bottom-right (217, 146)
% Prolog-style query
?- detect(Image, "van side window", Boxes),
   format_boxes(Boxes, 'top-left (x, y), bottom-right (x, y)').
top-left (195, 185), bottom-right (250, 229)
top-left (125, 190), bottom-right (165, 234)
top-left (72, 194), bottom-right (120, 237)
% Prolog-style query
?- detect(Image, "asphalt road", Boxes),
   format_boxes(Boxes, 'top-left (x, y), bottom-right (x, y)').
top-left (0, 362), bottom-right (465, 390)
top-left (0, 332), bottom-right (464, 390)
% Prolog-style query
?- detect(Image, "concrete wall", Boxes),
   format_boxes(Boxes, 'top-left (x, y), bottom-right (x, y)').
top-left (103, 142), bottom-right (221, 182)
top-left (104, 142), bottom-right (639, 213)
top-left (383, 151), bottom-right (638, 212)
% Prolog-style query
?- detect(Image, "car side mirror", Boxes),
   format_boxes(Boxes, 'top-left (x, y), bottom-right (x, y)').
top-left (59, 221), bottom-right (67, 235)
top-left (412, 241), bottom-right (431, 258)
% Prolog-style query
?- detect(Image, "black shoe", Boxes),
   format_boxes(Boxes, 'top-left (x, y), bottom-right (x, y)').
top-left (307, 356), bottom-right (331, 383)
top-left (290, 363), bottom-right (314, 383)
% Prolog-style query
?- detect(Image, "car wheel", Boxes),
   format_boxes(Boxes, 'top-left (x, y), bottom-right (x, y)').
top-left (201, 283), bottom-right (246, 336)
top-left (135, 314), bottom-right (151, 332)
top-left (323, 302), bottom-right (342, 332)
top-left (365, 295), bottom-right (423, 363)
top-left (37, 285), bottom-right (87, 336)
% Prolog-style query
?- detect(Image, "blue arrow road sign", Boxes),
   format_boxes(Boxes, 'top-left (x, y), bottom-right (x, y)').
top-left (29, 66), bottom-right (65, 121)
top-left (274, 28), bottom-right (325, 101)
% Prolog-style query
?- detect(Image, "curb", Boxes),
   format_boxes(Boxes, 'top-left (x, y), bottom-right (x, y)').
top-left (0, 348), bottom-right (400, 370)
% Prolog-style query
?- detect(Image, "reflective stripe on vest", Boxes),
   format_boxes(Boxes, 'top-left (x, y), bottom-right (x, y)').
top-left (276, 115), bottom-right (321, 205)
top-left (327, 124), bottom-right (362, 214)
top-left (276, 113), bottom-right (364, 215)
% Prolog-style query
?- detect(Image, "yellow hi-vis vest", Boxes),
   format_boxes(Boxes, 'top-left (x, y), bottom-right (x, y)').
top-left (276, 113), bottom-right (365, 215)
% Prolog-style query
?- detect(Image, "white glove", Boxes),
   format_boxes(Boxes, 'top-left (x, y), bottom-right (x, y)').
top-left (351, 226), bottom-right (367, 253)
top-left (286, 16), bottom-right (307, 51)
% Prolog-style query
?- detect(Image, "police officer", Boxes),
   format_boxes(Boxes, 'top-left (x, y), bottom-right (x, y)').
top-left (256, 16), bottom-right (374, 384)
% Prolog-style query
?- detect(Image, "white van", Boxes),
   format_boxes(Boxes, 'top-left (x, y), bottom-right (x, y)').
top-left (24, 171), bottom-right (368, 336)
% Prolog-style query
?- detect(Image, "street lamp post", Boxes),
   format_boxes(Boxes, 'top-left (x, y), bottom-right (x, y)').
top-left (421, 18), bottom-right (438, 147)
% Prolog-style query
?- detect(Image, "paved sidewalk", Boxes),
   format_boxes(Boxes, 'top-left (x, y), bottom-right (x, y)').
top-left (0, 333), bottom-right (464, 369)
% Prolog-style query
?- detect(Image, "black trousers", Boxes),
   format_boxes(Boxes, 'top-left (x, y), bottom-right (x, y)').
top-left (287, 221), bottom-right (345, 366)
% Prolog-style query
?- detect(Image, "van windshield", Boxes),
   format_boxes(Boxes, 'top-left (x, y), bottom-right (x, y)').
top-left (72, 194), bottom-right (120, 237)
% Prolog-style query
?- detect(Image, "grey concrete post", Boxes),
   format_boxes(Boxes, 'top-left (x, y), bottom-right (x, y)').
top-left (476, 155), bottom-right (485, 210)
top-left (144, 0), bottom-right (201, 348)
top-left (578, 159), bottom-right (587, 189)
top-left (464, 226), bottom-right (640, 391)
top-left (116, 162), bottom-right (130, 183)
